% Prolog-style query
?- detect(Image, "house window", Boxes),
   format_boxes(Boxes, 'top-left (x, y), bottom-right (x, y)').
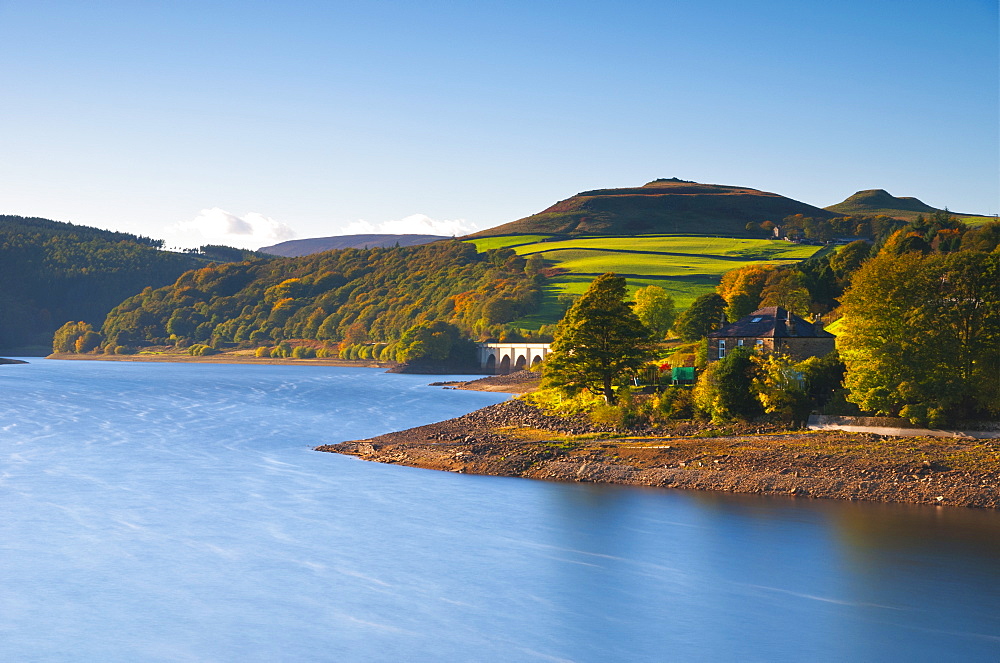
top-left (751, 317), bottom-right (763, 323)
top-left (719, 340), bottom-right (726, 359)
top-left (756, 339), bottom-right (764, 350)
top-left (737, 339), bottom-right (744, 347)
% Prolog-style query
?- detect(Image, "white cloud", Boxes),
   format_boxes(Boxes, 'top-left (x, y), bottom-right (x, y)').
top-left (163, 208), bottom-right (297, 250)
top-left (340, 213), bottom-right (479, 237)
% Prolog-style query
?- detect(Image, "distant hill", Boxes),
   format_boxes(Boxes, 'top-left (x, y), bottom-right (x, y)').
top-left (825, 189), bottom-right (993, 223)
top-left (259, 234), bottom-right (449, 257)
top-left (466, 179), bottom-right (837, 238)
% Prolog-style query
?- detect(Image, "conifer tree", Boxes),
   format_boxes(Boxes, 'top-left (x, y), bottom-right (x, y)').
top-left (543, 273), bottom-right (654, 404)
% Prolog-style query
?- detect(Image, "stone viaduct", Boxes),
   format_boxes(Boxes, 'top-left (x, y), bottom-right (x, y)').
top-left (477, 342), bottom-right (551, 374)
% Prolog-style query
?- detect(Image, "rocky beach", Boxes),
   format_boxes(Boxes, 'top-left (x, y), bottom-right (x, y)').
top-left (319, 376), bottom-right (1000, 509)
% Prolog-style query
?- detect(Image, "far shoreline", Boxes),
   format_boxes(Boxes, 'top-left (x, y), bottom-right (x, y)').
top-left (46, 351), bottom-right (391, 369)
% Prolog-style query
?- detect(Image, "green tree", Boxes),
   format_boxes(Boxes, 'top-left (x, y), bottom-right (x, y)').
top-left (397, 321), bottom-right (461, 362)
top-left (632, 285), bottom-right (676, 340)
top-left (828, 240), bottom-right (871, 280)
top-left (692, 346), bottom-right (761, 422)
top-left (524, 253), bottom-right (546, 276)
top-left (839, 250), bottom-right (1000, 425)
top-left (724, 293), bottom-right (757, 323)
top-left (672, 293), bottom-right (726, 341)
top-left (542, 273), bottom-right (655, 404)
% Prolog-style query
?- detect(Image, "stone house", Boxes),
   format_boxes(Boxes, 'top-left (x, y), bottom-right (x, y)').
top-left (707, 306), bottom-right (835, 362)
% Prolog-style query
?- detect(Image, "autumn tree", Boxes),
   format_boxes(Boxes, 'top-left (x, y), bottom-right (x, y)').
top-left (717, 264), bottom-right (773, 321)
top-left (758, 269), bottom-right (812, 315)
top-left (632, 285), bottom-right (676, 340)
top-left (543, 273), bottom-right (655, 404)
top-left (750, 352), bottom-right (811, 424)
top-left (52, 321), bottom-right (102, 354)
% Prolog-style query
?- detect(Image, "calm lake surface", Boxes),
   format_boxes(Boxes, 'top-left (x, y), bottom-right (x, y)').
top-left (0, 359), bottom-right (997, 662)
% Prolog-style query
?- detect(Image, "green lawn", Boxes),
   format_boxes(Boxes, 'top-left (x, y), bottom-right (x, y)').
top-left (464, 234), bottom-right (824, 329)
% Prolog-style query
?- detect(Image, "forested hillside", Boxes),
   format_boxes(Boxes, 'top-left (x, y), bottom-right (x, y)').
top-left (96, 241), bottom-right (542, 360)
top-left (0, 215), bottom-right (205, 352)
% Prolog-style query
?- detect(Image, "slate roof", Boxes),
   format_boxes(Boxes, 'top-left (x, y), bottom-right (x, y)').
top-left (707, 306), bottom-right (834, 339)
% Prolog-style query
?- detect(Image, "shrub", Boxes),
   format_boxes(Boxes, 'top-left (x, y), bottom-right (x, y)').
top-left (693, 346), bottom-right (761, 422)
top-left (291, 346), bottom-right (316, 359)
top-left (653, 387), bottom-right (695, 420)
top-left (188, 344), bottom-right (218, 356)
top-left (255, 346), bottom-right (272, 358)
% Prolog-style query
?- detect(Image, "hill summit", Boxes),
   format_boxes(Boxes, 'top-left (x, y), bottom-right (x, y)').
top-left (824, 189), bottom-right (941, 220)
top-left (467, 179), bottom-right (835, 237)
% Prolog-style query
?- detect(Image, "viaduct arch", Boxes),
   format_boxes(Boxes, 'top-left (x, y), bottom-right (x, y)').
top-left (477, 342), bottom-right (551, 374)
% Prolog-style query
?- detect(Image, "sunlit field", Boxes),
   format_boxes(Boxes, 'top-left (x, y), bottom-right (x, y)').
top-left (465, 234), bottom-right (825, 328)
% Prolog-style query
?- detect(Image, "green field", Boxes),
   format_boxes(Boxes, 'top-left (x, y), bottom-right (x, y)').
top-left (465, 234), bottom-right (825, 329)
top-left (465, 234), bottom-right (553, 251)
top-left (960, 215), bottom-right (997, 228)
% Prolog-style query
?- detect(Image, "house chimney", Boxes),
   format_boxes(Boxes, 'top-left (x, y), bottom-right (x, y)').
top-left (813, 313), bottom-right (824, 335)
top-left (785, 308), bottom-right (796, 336)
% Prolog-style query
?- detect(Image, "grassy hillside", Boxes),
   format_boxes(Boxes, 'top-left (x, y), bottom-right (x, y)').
top-left (825, 189), bottom-right (993, 225)
top-left (466, 234), bottom-right (824, 328)
top-left (467, 179), bottom-right (838, 238)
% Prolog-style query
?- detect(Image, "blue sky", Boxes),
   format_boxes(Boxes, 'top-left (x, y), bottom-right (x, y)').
top-left (1, 0), bottom-right (997, 249)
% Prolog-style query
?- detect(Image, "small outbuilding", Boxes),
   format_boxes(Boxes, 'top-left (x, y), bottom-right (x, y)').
top-left (707, 306), bottom-right (835, 362)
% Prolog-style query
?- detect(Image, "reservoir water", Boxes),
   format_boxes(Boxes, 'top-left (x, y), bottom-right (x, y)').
top-left (0, 359), bottom-right (997, 661)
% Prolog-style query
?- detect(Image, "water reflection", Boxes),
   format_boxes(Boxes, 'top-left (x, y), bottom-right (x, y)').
top-left (532, 480), bottom-right (1000, 660)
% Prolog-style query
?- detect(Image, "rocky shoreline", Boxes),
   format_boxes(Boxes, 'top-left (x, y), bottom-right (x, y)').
top-left (318, 399), bottom-right (1000, 509)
